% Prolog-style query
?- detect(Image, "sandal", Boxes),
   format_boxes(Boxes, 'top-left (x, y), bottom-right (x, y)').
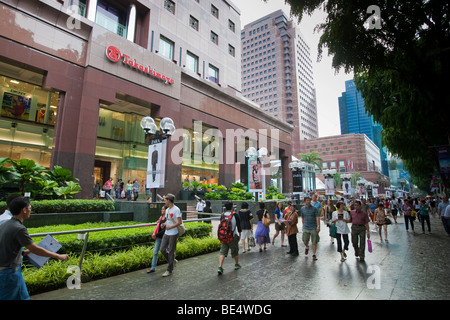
top-left (313, 255), bottom-right (318, 261)
top-left (340, 257), bottom-right (345, 262)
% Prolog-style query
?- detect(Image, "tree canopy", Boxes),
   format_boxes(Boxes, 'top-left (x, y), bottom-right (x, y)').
top-left (285, 0), bottom-right (450, 192)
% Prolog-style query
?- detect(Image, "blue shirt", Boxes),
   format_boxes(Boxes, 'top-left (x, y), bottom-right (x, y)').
top-left (438, 202), bottom-right (449, 217)
top-left (300, 205), bottom-right (320, 230)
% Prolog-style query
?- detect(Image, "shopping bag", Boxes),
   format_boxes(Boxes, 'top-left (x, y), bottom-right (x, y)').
top-left (249, 231), bottom-right (256, 247)
top-left (367, 239), bottom-right (372, 253)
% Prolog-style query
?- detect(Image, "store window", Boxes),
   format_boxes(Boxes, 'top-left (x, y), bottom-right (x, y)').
top-left (181, 122), bottom-right (220, 187)
top-left (0, 75), bottom-right (59, 126)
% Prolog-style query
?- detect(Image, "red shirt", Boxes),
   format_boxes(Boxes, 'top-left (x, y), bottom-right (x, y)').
top-left (350, 209), bottom-right (370, 225)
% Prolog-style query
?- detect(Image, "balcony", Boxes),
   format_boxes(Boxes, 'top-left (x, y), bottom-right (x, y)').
top-left (95, 10), bottom-right (127, 38)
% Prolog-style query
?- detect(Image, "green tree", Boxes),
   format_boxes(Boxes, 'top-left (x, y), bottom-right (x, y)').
top-left (285, 0), bottom-right (450, 192)
top-left (297, 150), bottom-right (323, 170)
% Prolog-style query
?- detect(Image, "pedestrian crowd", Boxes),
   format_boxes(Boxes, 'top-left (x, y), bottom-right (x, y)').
top-left (214, 194), bottom-right (450, 275)
top-left (1, 191), bottom-right (449, 299)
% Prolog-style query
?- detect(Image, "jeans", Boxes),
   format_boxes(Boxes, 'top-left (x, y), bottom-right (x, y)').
top-left (441, 217), bottom-right (450, 235)
top-left (404, 216), bottom-right (415, 231)
top-left (0, 266), bottom-right (30, 300)
top-left (420, 215), bottom-right (431, 232)
top-left (151, 237), bottom-right (162, 270)
top-left (160, 234), bottom-right (178, 272)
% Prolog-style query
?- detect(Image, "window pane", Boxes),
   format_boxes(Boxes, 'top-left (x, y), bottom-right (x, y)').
top-left (186, 52), bottom-right (198, 72)
top-left (159, 36), bottom-right (173, 60)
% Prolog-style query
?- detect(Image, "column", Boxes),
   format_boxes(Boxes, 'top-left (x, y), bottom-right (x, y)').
top-left (127, 4), bottom-right (137, 42)
top-left (87, 0), bottom-right (98, 22)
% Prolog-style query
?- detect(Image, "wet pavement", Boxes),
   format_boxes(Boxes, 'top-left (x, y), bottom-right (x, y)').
top-left (32, 215), bottom-right (450, 300)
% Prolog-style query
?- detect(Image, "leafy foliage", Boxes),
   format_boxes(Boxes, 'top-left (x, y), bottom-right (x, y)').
top-left (0, 158), bottom-right (81, 199)
top-left (286, 0), bottom-right (450, 191)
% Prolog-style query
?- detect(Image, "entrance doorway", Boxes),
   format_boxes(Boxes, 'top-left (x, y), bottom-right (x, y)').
top-left (94, 159), bottom-right (111, 186)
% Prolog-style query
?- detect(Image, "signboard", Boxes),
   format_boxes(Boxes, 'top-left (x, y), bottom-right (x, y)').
top-left (292, 169), bottom-right (303, 194)
top-left (146, 140), bottom-right (167, 189)
top-left (325, 178), bottom-right (335, 196)
top-left (248, 157), bottom-right (263, 192)
top-left (27, 235), bottom-right (62, 269)
top-left (343, 180), bottom-right (351, 196)
top-left (437, 145), bottom-right (450, 175)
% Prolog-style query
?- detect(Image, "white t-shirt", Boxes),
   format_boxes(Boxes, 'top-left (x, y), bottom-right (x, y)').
top-left (331, 210), bottom-right (350, 234)
top-left (165, 205), bottom-right (182, 236)
top-left (0, 210), bottom-right (12, 226)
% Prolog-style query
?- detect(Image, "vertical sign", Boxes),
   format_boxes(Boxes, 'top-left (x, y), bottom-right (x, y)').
top-left (292, 169), bottom-right (303, 194)
top-left (146, 140), bottom-right (167, 189)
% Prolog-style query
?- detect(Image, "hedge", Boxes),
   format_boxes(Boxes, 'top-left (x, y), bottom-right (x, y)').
top-left (24, 236), bottom-right (221, 295)
top-left (0, 199), bottom-right (116, 214)
top-left (28, 221), bottom-right (213, 254)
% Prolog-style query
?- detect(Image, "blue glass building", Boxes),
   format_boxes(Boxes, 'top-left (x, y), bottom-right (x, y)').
top-left (339, 79), bottom-right (389, 176)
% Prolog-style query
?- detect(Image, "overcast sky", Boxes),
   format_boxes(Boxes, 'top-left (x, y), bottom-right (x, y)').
top-left (235, 0), bottom-right (354, 137)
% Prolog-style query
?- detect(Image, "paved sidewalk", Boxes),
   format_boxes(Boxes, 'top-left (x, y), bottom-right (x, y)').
top-left (32, 215), bottom-right (450, 300)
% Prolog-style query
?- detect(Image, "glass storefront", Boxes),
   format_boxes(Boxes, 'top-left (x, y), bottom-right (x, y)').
top-left (0, 73), bottom-right (60, 168)
top-left (181, 122), bottom-right (220, 187)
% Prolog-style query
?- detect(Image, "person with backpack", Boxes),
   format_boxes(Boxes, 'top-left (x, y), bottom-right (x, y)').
top-left (217, 201), bottom-right (241, 275)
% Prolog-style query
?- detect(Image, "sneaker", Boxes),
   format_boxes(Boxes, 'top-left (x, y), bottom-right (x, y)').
top-left (234, 264), bottom-right (241, 270)
top-left (162, 270), bottom-right (172, 277)
top-left (217, 267), bottom-right (223, 275)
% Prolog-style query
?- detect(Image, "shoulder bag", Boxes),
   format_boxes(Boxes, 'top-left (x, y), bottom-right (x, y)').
top-left (262, 210), bottom-right (271, 227)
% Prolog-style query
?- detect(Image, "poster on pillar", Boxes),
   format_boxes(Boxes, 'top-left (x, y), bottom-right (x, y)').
top-left (292, 169), bottom-right (303, 194)
top-left (325, 178), bottom-right (335, 196)
top-left (343, 180), bottom-right (351, 196)
top-left (248, 158), bottom-right (263, 192)
top-left (146, 140), bottom-right (167, 189)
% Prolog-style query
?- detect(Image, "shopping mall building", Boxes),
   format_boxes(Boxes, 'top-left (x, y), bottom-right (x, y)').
top-left (0, 0), bottom-right (293, 198)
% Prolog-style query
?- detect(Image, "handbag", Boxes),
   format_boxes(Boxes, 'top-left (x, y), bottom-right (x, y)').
top-left (177, 222), bottom-right (186, 236)
top-left (384, 216), bottom-right (392, 225)
top-left (249, 231), bottom-right (256, 247)
top-left (262, 210), bottom-right (271, 227)
top-left (329, 223), bottom-right (337, 237)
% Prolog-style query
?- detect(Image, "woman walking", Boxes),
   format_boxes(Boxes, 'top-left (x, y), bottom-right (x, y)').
top-left (331, 202), bottom-right (350, 262)
top-left (401, 199), bottom-right (415, 233)
top-left (254, 202), bottom-right (270, 252)
top-left (374, 202), bottom-right (389, 242)
top-left (323, 199), bottom-right (336, 244)
top-left (419, 199), bottom-right (431, 234)
top-left (272, 202), bottom-right (286, 247)
top-left (284, 203), bottom-right (299, 256)
top-left (147, 205), bottom-right (167, 273)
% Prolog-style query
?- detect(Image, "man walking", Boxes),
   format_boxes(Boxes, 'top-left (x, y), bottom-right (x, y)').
top-left (300, 197), bottom-right (321, 261)
top-left (349, 200), bottom-right (371, 262)
top-left (160, 193), bottom-right (182, 277)
top-left (0, 196), bottom-right (69, 300)
top-left (438, 196), bottom-right (449, 235)
top-left (217, 201), bottom-right (242, 275)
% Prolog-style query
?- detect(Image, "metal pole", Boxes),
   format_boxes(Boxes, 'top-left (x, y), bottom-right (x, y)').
top-left (78, 232), bottom-right (89, 272)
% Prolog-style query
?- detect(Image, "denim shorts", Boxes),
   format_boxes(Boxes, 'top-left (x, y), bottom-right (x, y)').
top-left (0, 266), bottom-right (30, 300)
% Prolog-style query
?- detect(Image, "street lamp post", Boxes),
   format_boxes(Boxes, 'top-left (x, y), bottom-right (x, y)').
top-left (140, 116), bottom-right (176, 202)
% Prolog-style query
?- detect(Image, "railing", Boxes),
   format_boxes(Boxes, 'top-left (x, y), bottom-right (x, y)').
top-left (28, 213), bottom-right (221, 272)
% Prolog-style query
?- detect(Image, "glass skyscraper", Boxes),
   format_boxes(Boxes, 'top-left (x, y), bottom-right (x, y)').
top-left (339, 79), bottom-right (389, 176)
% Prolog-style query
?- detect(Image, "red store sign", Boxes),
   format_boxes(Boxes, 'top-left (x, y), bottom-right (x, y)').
top-left (105, 45), bottom-right (175, 85)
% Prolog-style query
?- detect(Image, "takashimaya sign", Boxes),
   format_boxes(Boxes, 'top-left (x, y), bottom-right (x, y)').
top-left (105, 45), bottom-right (175, 85)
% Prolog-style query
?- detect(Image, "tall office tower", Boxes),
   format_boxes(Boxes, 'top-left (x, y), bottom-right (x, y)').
top-left (241, 10), bottom-right (319, 156)
top-left (338, 79), bottom-right (389, 176)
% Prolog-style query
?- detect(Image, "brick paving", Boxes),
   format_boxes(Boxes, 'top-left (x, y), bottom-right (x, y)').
top-left (32, 214), bottom-right (450, 300)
